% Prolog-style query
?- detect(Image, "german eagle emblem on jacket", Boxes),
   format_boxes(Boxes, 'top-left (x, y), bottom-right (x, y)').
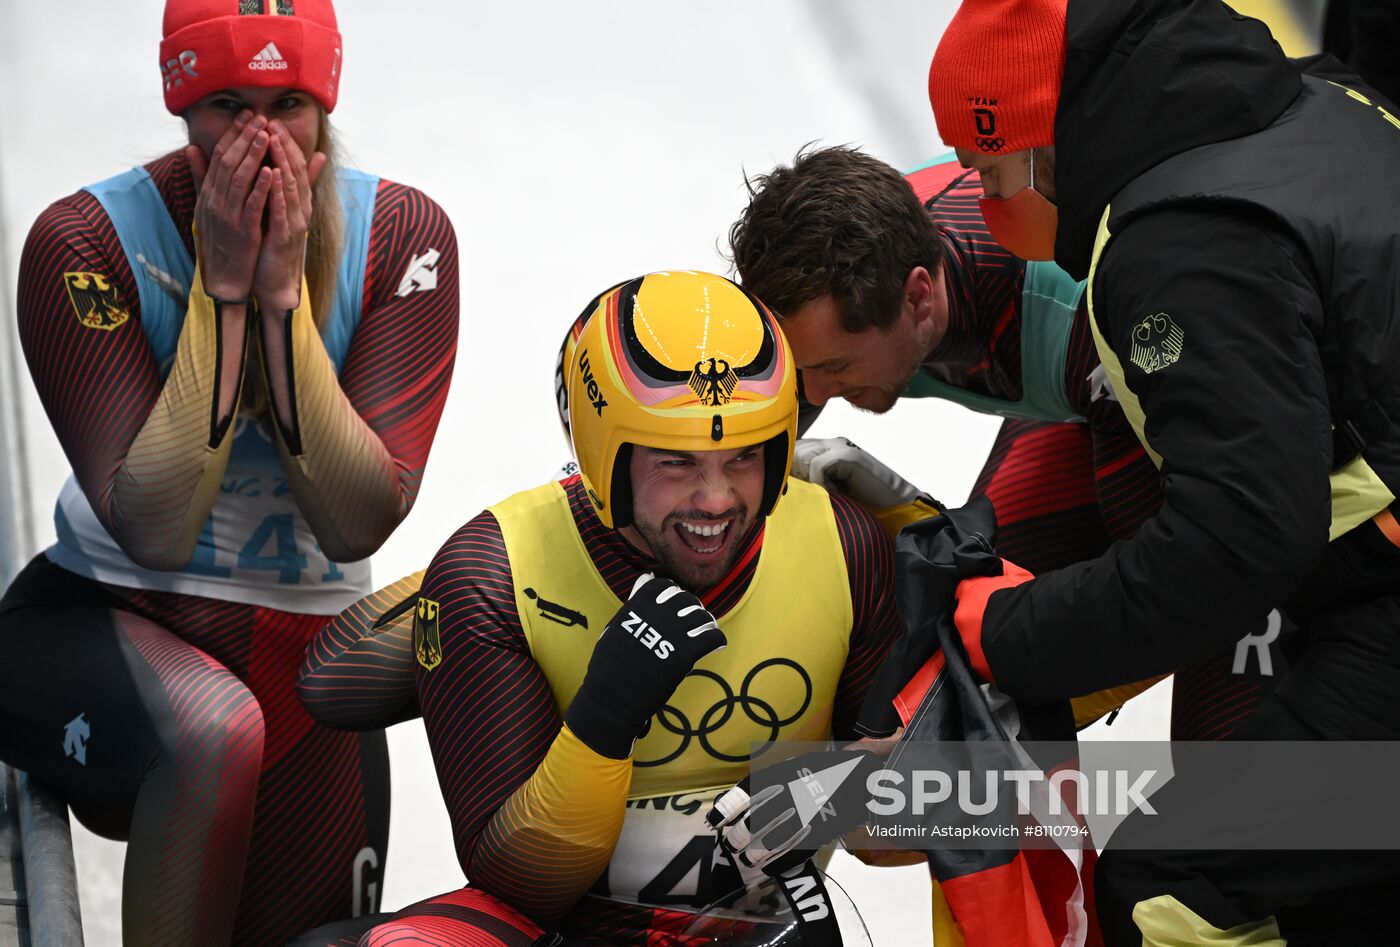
top-left (1129, 312), bottom-right (1184, 374)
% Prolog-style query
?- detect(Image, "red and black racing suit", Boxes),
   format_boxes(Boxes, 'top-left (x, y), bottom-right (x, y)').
top-left (295, 475), bottom-right (900, 946)
top-left (0, 150), bottom-right (458, 945)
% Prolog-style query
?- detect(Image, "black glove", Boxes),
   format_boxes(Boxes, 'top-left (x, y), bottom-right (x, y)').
top-left (565, 573), bottom-right (726, 758)
top-left (706, 749), bottom-right (882, 878)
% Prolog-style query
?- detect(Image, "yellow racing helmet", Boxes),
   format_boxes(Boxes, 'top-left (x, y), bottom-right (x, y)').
top-left (567, 270), bottom-right (797, 529)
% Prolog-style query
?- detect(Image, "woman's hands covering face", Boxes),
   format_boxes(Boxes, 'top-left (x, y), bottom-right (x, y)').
top-left (186, 110), bottom-right (325, 312)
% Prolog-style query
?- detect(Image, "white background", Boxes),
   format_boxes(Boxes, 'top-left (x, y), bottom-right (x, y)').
top-left (0, 2), bottom-right (1173, 943)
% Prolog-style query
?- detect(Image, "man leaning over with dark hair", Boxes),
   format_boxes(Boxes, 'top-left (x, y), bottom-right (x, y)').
top-left (729, 144), bottom-right (1284, 746)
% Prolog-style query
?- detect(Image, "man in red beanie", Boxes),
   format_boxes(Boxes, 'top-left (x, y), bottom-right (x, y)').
top-left (928, 0), bottom-right (1400, 943)
top-left (0, 0), bottom-right (459, 943)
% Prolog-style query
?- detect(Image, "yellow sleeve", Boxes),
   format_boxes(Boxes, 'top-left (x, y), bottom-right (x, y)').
top-left (298, 569), bottom-right (425, 730)
top-left (109, 262), bottom-right (248, 570)
top-left (872, 495), bottom-right (944, 538)
top-left (1071, 675), bottom-right (1167, 729)
top-left (472, 724), bottom-right (632, 922)
top-left (336, 568), bottom-right (426, 640)
top-left (261, 288), bottom-right (406, 562)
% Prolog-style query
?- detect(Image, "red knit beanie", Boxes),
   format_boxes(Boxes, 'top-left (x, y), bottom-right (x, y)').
top-left (159, 0), bottom-right (343, 115)
top-left (929, 0), bottom-right (1066, 154)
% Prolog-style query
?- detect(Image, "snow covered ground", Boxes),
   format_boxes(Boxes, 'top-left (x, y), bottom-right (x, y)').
top-left (0, 2), bottom-right (1174, 943)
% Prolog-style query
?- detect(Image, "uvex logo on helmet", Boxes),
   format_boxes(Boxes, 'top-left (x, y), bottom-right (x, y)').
top-left (578, 349), bottom-right (608, 416)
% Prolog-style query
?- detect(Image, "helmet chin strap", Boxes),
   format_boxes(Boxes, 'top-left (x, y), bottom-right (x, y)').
top-left (609, 444), bottom-right (636, 530)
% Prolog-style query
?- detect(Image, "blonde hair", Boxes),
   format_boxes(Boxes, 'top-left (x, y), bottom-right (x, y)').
top-left (306, 107), bottom-right (343, 331)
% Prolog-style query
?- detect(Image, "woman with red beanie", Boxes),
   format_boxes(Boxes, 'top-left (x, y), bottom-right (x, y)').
top-left (0, 0), bottom-right (458, 942)
top-left (928, 0), bottom-right (1400, 943)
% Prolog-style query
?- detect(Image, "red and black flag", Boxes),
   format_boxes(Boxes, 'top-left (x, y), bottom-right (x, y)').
top-left (865, 501), bottom-right (1102, 947)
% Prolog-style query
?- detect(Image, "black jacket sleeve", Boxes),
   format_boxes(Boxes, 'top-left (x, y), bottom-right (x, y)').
top-left (980, 206), bottom-right (1333, 702)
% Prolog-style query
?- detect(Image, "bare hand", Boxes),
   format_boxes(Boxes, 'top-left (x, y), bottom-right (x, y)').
top-left (187, 112), bottom-right (273, 302)
top-left (252, 121), bottom-right (327, 313)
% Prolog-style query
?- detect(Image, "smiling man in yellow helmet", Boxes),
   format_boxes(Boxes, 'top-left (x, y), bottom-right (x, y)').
top-left (294, 270), bottom-right (900, 945)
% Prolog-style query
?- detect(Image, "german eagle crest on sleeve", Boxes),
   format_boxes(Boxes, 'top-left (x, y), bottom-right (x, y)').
top-left (63, 272), bottom-right (130, 331)
top-left (1129, 312), bottom-right (1184, 374)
